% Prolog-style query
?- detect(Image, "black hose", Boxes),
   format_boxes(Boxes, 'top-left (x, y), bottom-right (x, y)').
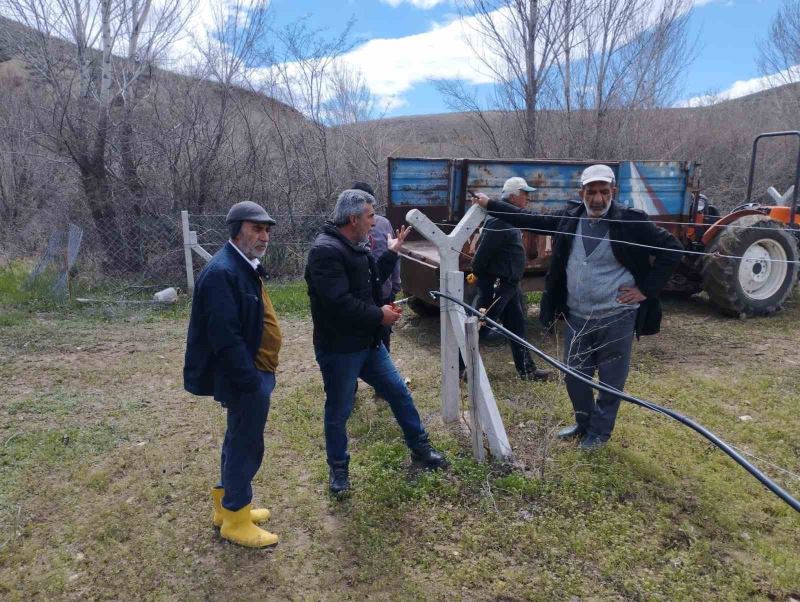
top-left (430, 290), bottom-right (800, 514)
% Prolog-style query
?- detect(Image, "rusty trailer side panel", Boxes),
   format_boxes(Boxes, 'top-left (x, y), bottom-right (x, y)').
top-left (388, 156), bottom-right (699, 306)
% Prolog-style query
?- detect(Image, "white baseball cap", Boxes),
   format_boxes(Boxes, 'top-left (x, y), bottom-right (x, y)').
top-left (580, 164), bottom-right (615, 186)
top-left (502, 176), bottom-right (536, 195)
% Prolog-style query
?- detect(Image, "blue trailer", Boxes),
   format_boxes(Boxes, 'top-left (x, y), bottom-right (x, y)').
top-left (387, 141), bottom-right (800, 317)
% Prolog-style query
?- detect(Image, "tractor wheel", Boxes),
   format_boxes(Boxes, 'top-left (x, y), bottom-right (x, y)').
top-left (702, 215), bottom-right (798, 317)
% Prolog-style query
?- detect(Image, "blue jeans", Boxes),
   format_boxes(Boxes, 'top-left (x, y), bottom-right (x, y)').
top-left (315, 344), bottom-right (426, 465)
top-left (563, 310), bottom-right (636, 441)
top-left (219, 370), bottom-right (275, 511)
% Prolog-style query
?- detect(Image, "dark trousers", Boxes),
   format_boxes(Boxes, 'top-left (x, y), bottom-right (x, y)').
top-left (315, 344), bottom-right (426, 465)
top-left (475, 276), bottom-right (536, 374)
top-left (219, 370), bottom-right (275, 511)
top-left (563, 311), bottom-right (636, 440)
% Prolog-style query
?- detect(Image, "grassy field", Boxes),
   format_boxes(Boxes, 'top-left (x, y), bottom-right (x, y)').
top-left (0, 266), bottom-right (798, 600)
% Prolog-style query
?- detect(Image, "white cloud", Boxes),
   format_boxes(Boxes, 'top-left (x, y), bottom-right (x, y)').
top-left (380, 0), bottom-right (449, 8)
top-left (339, 0), bottom-right (707, 110)
top-left (678, 65), bottom-right (800, 107)
top-left (339, 16), bottom-right (493, 99)
top-left (175, 0), bottom-right (726, 112)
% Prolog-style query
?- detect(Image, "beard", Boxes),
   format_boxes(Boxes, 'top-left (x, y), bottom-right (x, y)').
top-left (242, 241), bottom-right (267, 259)
top-left (583, 197), bottom-right (612, 218)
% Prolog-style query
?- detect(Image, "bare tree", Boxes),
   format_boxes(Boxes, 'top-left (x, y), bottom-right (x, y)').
top-left (567, 0), bottom-right (695, 157)
top-left (0, 0), bottom-right (192, 270)
top-left (443, 0), bottom-right (694, 159)
top-left (455, 0), bottom-right (572, 157)
top-left (758, 0), bottom-right (800, 88)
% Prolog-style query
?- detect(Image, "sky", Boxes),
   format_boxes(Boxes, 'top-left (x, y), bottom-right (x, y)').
top-left (253, 0), bottom-right (789, 117)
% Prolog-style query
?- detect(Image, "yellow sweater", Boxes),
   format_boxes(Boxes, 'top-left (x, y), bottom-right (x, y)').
top-left (255, 284), bottom-right (282, 372)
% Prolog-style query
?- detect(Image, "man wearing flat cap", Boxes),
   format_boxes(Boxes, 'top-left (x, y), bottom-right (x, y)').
top-left (184, 201), bottom-right (282, 548)
top-left (471, 176), bottom-right (551, 381)
top-left (475, 165), bottom-right (681, 450)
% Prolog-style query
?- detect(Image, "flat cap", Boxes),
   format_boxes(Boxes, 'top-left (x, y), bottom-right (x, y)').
top-left (225, 201), bottom-right (276, 225)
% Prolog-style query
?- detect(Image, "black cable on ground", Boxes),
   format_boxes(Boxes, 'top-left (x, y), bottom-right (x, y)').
top-left (430, 290), bottom-right (800, 515)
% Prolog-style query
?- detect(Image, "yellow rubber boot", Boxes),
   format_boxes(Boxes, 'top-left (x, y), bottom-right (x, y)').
top-left (211, 487), bottom-right (270, 527)
top-left (219, 504), bottom-right (279, 548)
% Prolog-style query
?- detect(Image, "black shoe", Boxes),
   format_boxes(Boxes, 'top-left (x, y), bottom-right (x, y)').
top-left (328, 461), bottom-right (350, 495)
top-left (410, 436), bottom-right (449, 470)
top-left (518, 368), bottom-right (552, 382)
top-left (579, 433), bottom-right (608, 451)
top-left (557, 424), bottom-right (585, 440)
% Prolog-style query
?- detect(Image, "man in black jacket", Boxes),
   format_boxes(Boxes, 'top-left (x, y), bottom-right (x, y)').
top-left (305, 189), bottom-right (448, 494)
top-left (184, 201), bottom-right (281, 548)
top-left (472, 176), bottom-right (550, 381)
top-left (475, 165), bottom-right (682, 450)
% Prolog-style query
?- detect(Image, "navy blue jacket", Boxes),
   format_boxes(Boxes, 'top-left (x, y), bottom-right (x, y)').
top-left (305, 223), bottom-right (398, 353)
top-left (184, 242), bottom-right (265, 403)
top-left (487, 199), bottom-right (682, 336)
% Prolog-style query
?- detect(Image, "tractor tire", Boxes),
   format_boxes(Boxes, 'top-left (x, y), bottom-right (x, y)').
top-left (701, 215), bottom-right (798, 317)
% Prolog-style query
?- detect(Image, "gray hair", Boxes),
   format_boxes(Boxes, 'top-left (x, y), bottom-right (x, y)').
top-left (228, 221), bottom-right (243, 239)
top-left (333, 189), bottom-right (375, 226)
top-left (501, 192), bottom-right (512, 202)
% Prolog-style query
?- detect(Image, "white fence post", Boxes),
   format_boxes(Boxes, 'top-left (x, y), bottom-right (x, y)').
top-left (404, 205), bottom-right (513, 461)
top-left (464, 317), bottom-right (485, 462)
top-left (181, 210), bottom-right (195, 295)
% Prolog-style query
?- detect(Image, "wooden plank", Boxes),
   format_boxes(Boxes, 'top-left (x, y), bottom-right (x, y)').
top-left (405, 209), bottom-right (450, 247)
top-left (464, 317), bottom-right (485, 462)
top-left (192, 243), bottom-right (212, 263)
top-left (181, 211), bottom-right (195, 295)
top-left (446, 309), bottom-right (513, 460)
top-left (440, 270), bottom-right (463, 422)
top-left (443, 274), bottom-right (512, 460)
top-left (448, 204), bottom-right (485, 248)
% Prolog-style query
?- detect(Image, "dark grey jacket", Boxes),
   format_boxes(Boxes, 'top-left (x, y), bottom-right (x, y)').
top-left (471, 216), bottom-right (526, 283)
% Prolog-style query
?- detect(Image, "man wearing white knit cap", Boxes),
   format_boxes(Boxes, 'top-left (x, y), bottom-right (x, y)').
top-left (474, 165), bottom-right (681, 450)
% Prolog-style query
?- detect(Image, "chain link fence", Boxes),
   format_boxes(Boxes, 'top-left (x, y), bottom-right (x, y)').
top-left (11, 209), bottom-right (329, 304)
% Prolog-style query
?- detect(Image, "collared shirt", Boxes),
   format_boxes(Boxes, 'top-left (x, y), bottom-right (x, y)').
top-left (229, 240), bottom-right (281, 371)
top-left (229, 239), bottom-right (260, 271)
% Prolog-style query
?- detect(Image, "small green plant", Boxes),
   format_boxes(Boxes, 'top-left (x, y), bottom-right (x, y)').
top-left (268, 279), bottom-right (310, 317)
top-left (525, 290), bottom-right (543, 304)
top-left (0, 261), bottom-right (60, 308)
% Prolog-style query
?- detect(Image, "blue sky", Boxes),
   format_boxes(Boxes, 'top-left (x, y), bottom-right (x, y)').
top-left (265, 0), bottom-right (786, 117)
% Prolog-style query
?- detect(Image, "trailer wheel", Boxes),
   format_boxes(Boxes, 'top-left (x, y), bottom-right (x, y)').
top-left (702, 216), bottom-right (798, 317)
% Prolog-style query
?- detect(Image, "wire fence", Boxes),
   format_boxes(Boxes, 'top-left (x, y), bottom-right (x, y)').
top-left (13, 210), bottom-right (330, 304)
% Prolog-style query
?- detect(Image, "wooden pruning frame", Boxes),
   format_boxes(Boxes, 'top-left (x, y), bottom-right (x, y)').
top-left (181, 210), bottom-right (212, 295)
top-left (405, 205), bottom-right (513, 461)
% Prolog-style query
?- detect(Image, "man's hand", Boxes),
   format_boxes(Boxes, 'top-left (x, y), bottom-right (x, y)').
top-left (471, 192), bottom-right (489, 208)
top-left (387, 225), bottom-right (411, 253)
top-left (617, 285), bottom-right (646, 304)
top-left (380, 304), bottom-right (402, 326)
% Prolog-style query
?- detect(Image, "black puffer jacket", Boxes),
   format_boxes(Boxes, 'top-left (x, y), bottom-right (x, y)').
top-left (471, 216), bottom-right (526, 283)
top-left (486, 199), bottom-right (682, 336)
top-left (305, 223), bottom-right (398, 352)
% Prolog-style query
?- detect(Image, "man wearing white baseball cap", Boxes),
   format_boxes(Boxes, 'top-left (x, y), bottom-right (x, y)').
top-left (474, 165), bottom-right (681, 450)
top-left (471, 176), bottom-right (550, 381)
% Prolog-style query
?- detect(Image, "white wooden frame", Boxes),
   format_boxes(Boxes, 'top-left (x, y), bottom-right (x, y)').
top-left (181, 210), bottom-right (212, 295)
top-left (405, 206), bottom-right (513, 460)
